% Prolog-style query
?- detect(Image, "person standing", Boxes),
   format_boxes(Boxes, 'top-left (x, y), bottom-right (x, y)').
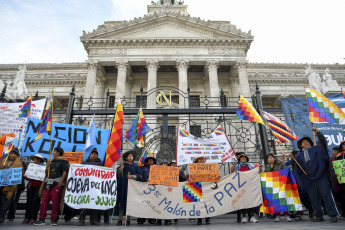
top-left (0, 148), bottom-right (25, 224)
top-left (22, 154), bottom-right (45, 224)
top-left (34, 147), bottom-right (69, 226)
top-left (116, 150), bottom-right (142, 226)
top-left (291, 128), bottom-right (339, 222)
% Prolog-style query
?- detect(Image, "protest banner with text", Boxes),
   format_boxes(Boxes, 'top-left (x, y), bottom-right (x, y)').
top-left (64, 164), bottom-right (117, 210)
top-left (0, 135), bottom-right (14, 158)
top-left (0, 168), bottom-right (22, 187)
top-left (127, 168), bottom-right (262, 219)
top-left (189, 163), bottom-right (220, 182)
top-left (24, 163), bottom-right (46, 181)
top-left (22, 118), bottom-right (110, 161)
top-left (63, 152), bottom-right (83, 164)
top-left (333, 159), bottom-right (345, 184)
top-left (149, 166), bottom-right (179, 187)
top-left (177, 125), bottom-right (237, 166)
top-left (0, 99), bottom-right (46, 136)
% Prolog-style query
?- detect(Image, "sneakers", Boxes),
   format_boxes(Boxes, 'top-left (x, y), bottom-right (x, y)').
top-left (330, 216), bottom-right (338, 223)
top-left (250, 217), bottom-right (258, 223)
top-left (51, 220), bottom-right (58, 226)
top-left (34, 220), bottom-right (46, 226)
top-left (285, 216), bottom-right (292, 222)
top-left (29, 220), bottom-right (36, 224)
top-left (241, 217), bottom-right (248, 223)
top-left (274, 216), bottom-right (280, 222)
top-left (22, 219), bottom-right (30, 224)
top-left (313, 216), bottom-right (324, 222)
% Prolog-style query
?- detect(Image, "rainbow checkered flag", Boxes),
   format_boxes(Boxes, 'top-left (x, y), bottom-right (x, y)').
top-left (260, 168), bottom-right (302, 213)
top-left (342, 88), bottom-right (345, 99)
top-left (35, 98), bottom-right (53, 141)
top-left (18, 95), bottom-right (32, 118)
top-left (235, 96), bottom-right (264, 124)
top-left (125, 109), bottom-right (150, 148)
top-left (138, 148), bottom-right (154, 166)
top-left (305, 88), bottom-right (345, 124)
top-left (105, 100), bottom-right (124, 168)
top-left (262, 111), bottom-right (298, 143)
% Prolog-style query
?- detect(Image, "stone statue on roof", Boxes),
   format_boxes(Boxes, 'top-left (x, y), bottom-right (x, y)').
top-left (321, 68), bottom-right (341, 94)
top-left (305, 64), bottom-right (322, 93)
top-left (151, 0), bottom-right (184, 6)
top-left (6, 65), bottom-right (28, 100)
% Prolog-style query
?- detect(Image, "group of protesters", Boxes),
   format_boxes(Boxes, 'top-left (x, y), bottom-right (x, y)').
top-left (0, 127), bottom-right (344, 226)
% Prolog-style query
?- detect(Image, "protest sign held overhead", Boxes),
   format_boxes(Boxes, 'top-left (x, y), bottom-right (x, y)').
top-left (333, 159), bottom-right (345, 184)
top-left (189, 163), bottom-right (220, 182)
top-left (64, 164), bottom-right (117, 210)
top-left (25, 163), bottom-right (46, 181)
top-left (0, 168), bottom-right (22, 187)
top-left (148, 165), bottom-right (179, 187)
top-left (127, 168), bottom-right (262, 219)
top-left (0, 99), bottom-right (46, 136)
top-left (22, 118), bottom-right (110, 160)
top-left (177, 126), bottom-right (236, 166)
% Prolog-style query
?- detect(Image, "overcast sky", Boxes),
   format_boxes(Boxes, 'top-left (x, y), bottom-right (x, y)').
top-left (0, 0), bottom-right (344, 64)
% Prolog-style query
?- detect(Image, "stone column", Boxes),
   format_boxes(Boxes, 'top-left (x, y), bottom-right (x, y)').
top-left (236, 60), bottom-right (251, 97)
top-left (146, 59), bottom-right (159, 109)
top-left (84, 62), bottom-right (99, 100)
top-left (115, 60), bottom-right (129, 101)
top-left (205, 59), bottom-right (220, 101)
top-left (176, 59), bottom-right (189, 109)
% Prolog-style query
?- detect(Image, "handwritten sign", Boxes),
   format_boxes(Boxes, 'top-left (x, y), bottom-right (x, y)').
top-left (149, 165), bottom-right (179, 187)
top-left (189, 163), bottom-right (220, 182)
top-left (64, 164), bottom-right (117, 210)
top-left (333, 159), bottom-right (345, 184)
top-left (220, 148), bottom-right (236, 163)
top-left (0, 168), bottom-right (22, 187)
top-left (63, 152), bottom-right (83, 164)
top-left (25, 163), bottom-right (46, 181)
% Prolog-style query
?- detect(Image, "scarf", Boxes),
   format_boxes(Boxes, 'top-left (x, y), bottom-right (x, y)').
top-left (302, 146), bottom-right (312, 163)
top-left (235, 162), bottom-right (253, 171)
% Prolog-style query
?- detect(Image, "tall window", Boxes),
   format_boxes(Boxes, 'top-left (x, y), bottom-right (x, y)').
top-left (220, 95), bottom-right (228, 107)
top-left (108, 96), bottom-right (115, 108)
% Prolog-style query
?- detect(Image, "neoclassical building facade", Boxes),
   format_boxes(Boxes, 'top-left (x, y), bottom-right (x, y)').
top-left (1, 1), bottom-right (344, 162)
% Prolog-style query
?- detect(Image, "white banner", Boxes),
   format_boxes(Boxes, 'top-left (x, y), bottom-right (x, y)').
top-left (177, 125), bottom-right (237, 166)
top-left (0, 99), bottom-right (46, 136)
top-left (24, 163), bottom-right (46, 181)
top-left (127, 168), bottom-right (262, 219)
top-left (64, 164), bottom-right (117, 210)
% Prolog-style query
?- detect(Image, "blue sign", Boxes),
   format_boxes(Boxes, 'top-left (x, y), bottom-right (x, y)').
top-left (0, 168), bottom-right (22, 187)
top-left (22, 118), bottom-right (111, 162)
top-left (281, 93), bottom-right (345, 155)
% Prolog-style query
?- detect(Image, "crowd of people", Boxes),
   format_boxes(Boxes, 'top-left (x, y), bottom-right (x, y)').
top-left (0, 128), bottom-right (344, 226)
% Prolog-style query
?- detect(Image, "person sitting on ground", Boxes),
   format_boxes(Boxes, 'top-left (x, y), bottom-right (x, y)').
top-left (290, 127), bottom-right (339, 223)
top-left (0, 148), bottom-right (25, 224)
top-left (265, 153), bottom-right (292, 222)
top-left (78, 148), bottom-right (103, 226)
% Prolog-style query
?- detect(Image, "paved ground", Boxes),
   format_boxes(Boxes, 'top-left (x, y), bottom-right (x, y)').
top-left (1, 214), bottom-right (344, 230)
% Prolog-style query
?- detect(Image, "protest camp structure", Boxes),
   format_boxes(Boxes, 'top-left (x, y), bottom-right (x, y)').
top-left (0, 1), bottom-right (344, 168)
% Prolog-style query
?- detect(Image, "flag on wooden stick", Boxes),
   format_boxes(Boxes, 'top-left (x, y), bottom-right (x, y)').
top-left (235, 96), bottom-right (264, 124)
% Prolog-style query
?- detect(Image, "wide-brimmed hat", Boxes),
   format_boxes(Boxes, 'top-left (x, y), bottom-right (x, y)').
top-left (193, 156), bottom-right (207, 163)
top-left (297, 136), bottom-right (313, 151)
top-left (238, 154), bottom-right (249, 163)
top-left (30, 154), bottom-right (45, 161)
top-left (122, 150), bottom-right (136, 161)
top-left (145, 157), bottom-right (157, 165)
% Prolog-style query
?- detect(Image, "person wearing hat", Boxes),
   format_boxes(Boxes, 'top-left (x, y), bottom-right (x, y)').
top-left (290, 127), bottom-right (339, 223)
top-left (21, 154), bottom-right (45, 224)
top-left (78, 148), bottom-right (102, 226)
top-left (116, 150), bottom-right (142, 226)
top-left (137, 156), bottom-right (157, 225)
top-left (0, 148), bottom-right (24, 224)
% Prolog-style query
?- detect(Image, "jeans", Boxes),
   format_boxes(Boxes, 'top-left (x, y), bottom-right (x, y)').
top-left (7, 189), bottom-right (23, 220)
top-left (0, 192), bottom-right (15, 222)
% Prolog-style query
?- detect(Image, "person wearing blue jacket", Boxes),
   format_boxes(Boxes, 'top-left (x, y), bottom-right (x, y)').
top-left (116, 150), bottom-right (142, 226)
top-left (291, 128), bottom-right (338, 223)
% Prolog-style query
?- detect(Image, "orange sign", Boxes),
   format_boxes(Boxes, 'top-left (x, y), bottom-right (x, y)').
top-left (63, 152), bottom-right (83, 164)
top-left (0, 133), bottom-right (14, 157)
top-left (148, 165), bottom-right (179, 187)
top-left (189, 163), bottom-right (220, 182)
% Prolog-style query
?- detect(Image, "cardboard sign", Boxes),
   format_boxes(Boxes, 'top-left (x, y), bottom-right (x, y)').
top-left (64, 164), bottom-right (117, 210)
top-left (25, 163), bottom-right (46, 181)
top-left (148, 165), bottom-right (179, 187)
top-left (0, 168), bottom-right (22, 187)
top-left (177, 125), bottom-right (237, 166)
top-left (333, 159), bottom-right (345, 184)
top-left (0, 133), bottom-right (14, 157)
top-left (189, 163), bottom-right (220, 182)
top-left (63, 152), bottom-right (83, 164)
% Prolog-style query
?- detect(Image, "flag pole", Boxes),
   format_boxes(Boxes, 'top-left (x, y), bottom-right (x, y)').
top-left (47, 91), bottom-right (54, 178)
top-left (259, 110), bottom-right (307, 175)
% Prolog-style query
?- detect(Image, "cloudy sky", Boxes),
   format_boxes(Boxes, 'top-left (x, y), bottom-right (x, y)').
top-left (0, 0), bottom-right (344, 64)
